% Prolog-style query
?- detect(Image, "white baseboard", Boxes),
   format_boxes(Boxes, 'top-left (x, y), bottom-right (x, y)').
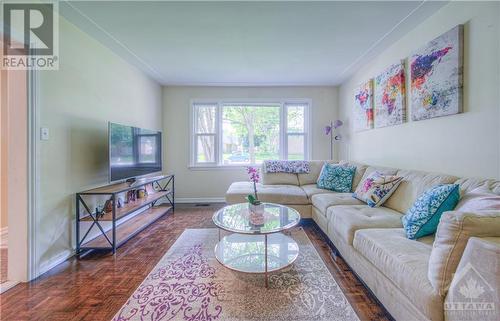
top-left (38, 249), bottom-right (74, 278)
top-left (175, 197), bottom-right (226, 204)
top-left (0, 227), bottom-right (7, 249)
top-left (0, 281), bottom-right (19, 294)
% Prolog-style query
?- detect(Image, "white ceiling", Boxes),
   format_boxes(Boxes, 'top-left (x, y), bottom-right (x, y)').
top-left (60, 1), bottom-right (447, 86)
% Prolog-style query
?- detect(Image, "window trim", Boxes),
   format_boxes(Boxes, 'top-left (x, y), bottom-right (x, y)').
top-left (189, 98), bottom-right (312, 169)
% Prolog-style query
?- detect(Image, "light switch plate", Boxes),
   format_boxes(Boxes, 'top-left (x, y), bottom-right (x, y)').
top-left (41, 127), bottom-right (49, 140)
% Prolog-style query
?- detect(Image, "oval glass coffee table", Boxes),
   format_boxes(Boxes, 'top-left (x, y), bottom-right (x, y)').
top-left (212, 202), bottom-right (301, 287)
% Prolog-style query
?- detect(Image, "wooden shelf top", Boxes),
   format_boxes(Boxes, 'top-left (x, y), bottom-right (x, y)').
top-left (81, 205), bottom-right (171, 249)
top-left (78, 174), bottom-right (173, 195)
top-left (80, 190), bottom-right (170, 222)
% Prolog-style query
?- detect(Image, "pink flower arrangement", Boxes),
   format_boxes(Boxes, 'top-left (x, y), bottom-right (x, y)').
top-left (246, 167), bottom-right (260, 204)
top-left (247, 166), bottom-right (260, 183)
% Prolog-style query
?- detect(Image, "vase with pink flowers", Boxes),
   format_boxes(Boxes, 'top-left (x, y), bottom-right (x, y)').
top-left (246, 167), bottom-right (265, 222)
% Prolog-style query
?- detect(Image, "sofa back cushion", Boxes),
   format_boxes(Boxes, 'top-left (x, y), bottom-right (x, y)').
top-left (455, 177), bottom-right (500, 195)
top-left (339, 160), bottom-right (368, 191)
top-left (455, 187), bottom-right (500, 211)
top-left (260, 164), bottom-right (299, 185)
top-left (298, 160), bottom-right (329, 185)
top-left (384, 170), bottom-right (458, 214)
top-left (428, 210), bottom-right (500, 296)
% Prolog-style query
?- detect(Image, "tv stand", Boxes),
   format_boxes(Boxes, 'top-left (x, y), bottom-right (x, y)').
top-left (76, 174), bottom-right (174, 257)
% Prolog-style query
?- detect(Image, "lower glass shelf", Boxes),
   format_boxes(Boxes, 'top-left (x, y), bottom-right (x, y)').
top-left (214, 232), bottom-right (299, 273)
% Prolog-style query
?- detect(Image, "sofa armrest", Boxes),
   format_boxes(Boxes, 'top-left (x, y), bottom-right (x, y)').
top-left (444, 237), bottom-right (500, 321)
top-left (429, 211), bottom-right (500, 296)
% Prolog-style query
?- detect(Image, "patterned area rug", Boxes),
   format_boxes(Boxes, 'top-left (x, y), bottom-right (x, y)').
top-left (113, 228), bottom-right (359, 321)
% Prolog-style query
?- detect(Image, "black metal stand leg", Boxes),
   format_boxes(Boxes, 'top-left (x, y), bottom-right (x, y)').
top-left (112, 194), bottom-right (116, 254)
top-left (172, 176), bottom-right (175, 210)
top-left (76, 195), bottom-right (80, 257)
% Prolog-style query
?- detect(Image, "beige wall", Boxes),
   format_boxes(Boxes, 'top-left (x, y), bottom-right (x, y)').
top-left (338, 1), bottom-right (500, 180)
top-left (163, 86), bottom-right (338, 200)
top-left (0, 48), bottom-right (7, 230)
top-left (37, 17), bottom-right (162, 273)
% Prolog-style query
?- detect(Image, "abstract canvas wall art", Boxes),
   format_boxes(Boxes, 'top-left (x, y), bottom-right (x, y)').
top-left (374, 62), bottom-right (406, 128)
top-left (409, 25), bottom-right (463, 121)
top-left (353, 80), bottom-right (374, 131)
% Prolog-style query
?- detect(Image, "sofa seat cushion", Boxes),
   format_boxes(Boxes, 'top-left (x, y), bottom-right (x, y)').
top-left (311, 193), bottom-right (364, 215)
top-left (301, 184), bottom-right (336, 198)
top-left (225, 182), bottom-right (309, 205)
top-left (353, 228), bottom-right (440, 320)
top-left (327, 205), bottom-right (403, 245)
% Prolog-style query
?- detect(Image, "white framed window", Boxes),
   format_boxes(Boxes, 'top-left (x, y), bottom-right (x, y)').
top-left (190, 100), bottom-right (310, 168)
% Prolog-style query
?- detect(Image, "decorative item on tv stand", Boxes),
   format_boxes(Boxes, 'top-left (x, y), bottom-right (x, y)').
top-left (245, 167), bottom-right (265, 226)
top-left (324, 119), bottom-right (343, 160)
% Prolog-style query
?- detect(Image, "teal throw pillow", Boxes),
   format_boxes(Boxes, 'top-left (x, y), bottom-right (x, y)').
top-left (402, 184), bottom-right (460, 239)
top-left (317, 163), bottom-right (356, 193)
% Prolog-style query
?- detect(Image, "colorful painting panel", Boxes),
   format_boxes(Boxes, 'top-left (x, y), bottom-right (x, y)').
top-left (353, 80), bottom-right (374, 132)
top-left (410, 25), bottom-right (463, 121)
top-left (374, 62), bottom-right (406, 128)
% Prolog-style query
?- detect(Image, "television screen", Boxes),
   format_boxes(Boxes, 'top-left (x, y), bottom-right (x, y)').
top-left (109, 122), bottom-right (162, 182)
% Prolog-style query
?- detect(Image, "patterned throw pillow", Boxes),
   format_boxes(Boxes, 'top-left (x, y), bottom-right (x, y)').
top-left (317, 163), bottom-right (356, 193)
top-left (402, 184), bottom-right (460, 239)
top-left (264, 160), bottom-right (310, 174)
top-left (353, 171), bottom-right (403, 207)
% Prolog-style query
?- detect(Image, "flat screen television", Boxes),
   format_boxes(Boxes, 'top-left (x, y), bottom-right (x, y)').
top-left (109, 122), bottom-right (162, 182)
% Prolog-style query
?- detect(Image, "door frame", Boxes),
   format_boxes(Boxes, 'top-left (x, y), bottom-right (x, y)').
top-left (27, 66), bottom-right (40, 281)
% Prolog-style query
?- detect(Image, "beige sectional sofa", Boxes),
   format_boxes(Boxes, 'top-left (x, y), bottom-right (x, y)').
top-left (225, 160), bottom-right (500, 321)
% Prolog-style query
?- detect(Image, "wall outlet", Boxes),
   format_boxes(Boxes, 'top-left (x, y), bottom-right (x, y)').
top-left (41, 127), bottom-right (50, 140)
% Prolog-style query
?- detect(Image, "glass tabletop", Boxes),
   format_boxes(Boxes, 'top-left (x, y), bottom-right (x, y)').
top-left (212, 203), bottom-right (301, 234)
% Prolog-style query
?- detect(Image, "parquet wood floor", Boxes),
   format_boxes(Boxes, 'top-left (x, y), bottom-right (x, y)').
top-left (0, 205), bottom-right (392, 321)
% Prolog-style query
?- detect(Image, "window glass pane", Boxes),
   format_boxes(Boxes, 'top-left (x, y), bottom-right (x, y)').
top-left (197, 135), bottom-right (215, 163)
top-left (287, 105), bottom-right (305, 133)
top-left (138, 136), bottom-right (157, 163)
top-left (287, 134), bottom-right (305, 160)
top-left (196, 105), bottom-right (216, 133)
top-left (222, 105), bottom-right (280, 164)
